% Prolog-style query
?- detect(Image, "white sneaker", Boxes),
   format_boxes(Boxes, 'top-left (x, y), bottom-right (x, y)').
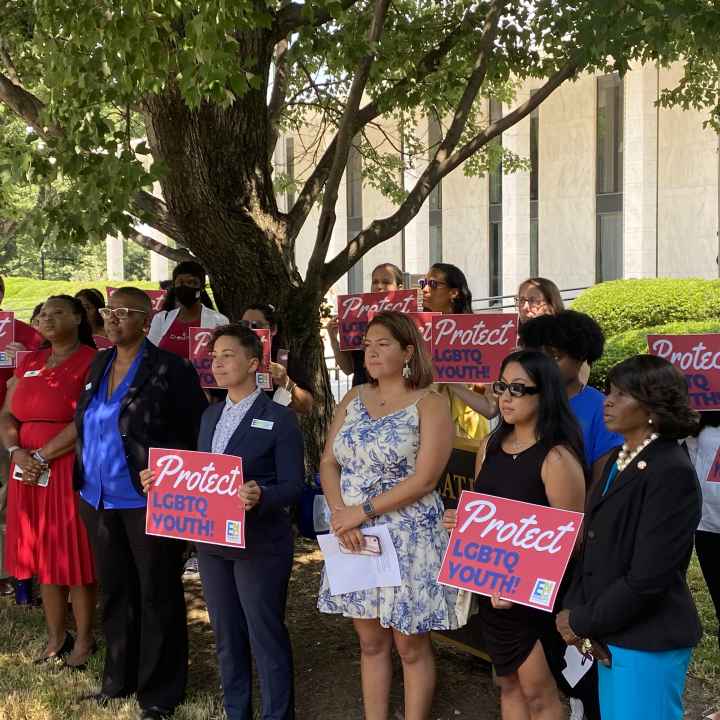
top-left (569, 698), bottom-right (585, 720)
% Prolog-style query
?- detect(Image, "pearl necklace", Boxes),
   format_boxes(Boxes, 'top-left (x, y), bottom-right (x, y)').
top-left (615, 433), bottom-right (658, 472)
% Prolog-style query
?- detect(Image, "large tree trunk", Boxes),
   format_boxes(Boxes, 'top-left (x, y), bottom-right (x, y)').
top-left (140, 49), bottom-right (335, 472)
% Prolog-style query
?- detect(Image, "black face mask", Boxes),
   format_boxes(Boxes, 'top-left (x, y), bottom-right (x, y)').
top-left (174, 285), bottom-right (200, 308)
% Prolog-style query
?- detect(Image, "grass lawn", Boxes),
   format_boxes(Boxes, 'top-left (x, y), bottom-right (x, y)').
top-left (0, 545), bottom-right (718, 720)
top-left (2, 277), bottom-right (161, 321)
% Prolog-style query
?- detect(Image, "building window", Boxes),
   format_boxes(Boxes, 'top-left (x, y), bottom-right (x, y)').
top-left (428, 112), bottom-right (443, 264)
top-left (489, 99), bottom-right (503, 303)
top-left (529, 103), bottom-right (539, 277)
top-left (596, 74), bottom-right (624, 282)
top-left (346, 140), bottom-right (364, 293)
top-left (285, 137), bottom-right (295, 211)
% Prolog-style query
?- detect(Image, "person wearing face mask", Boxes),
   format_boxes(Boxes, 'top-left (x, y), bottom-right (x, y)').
top-left (326, 262), bottom-right (404, 387)
top-left (420, 263), bottom-right (496, 443)
top-left (147, 261), bottom-right (228, 359)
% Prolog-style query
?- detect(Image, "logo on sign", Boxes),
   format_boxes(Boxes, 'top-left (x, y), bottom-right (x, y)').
top-left (530, 578), bottom-right (555, 607)
top-left (226, 520), bottom-right (244, 544)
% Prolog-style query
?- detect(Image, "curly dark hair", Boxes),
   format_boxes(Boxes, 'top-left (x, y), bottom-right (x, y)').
top-left (608, 355), bottom-right (700, 439)
top-left (519, 310), bottom-right (605, 364)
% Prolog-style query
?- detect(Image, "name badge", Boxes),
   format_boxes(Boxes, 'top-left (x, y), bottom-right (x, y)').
top-left (23, 370), bottom-right (41, 378)
top-left (251, 419), bottom-right (274, 430)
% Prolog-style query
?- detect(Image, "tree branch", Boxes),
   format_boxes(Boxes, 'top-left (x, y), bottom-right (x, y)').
top-left (285, 4), bottom-right (489, 242)
top-left (0, 69), bottom-right (61, 138)
top-left (274, 0), bottom-right (361, 39)
top-left (304, 0), bottom-right (391, 284)
top-left (125, 227), bottom-right (194, 263)
top-left (267, 37), bottom-right (290, 159)
top-left (129, 190), bottom-right (185, 243)
top-left (0, 40), bottom-right (21, 85)
top-left (321, 60), bottom-right (578, 289)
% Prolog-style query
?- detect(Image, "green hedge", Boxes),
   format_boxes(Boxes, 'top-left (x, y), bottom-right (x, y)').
top-left (590, 319), bottom-right (720, 389)
top-left (3, 276), bottom-right (159, 321)
top-left (572, 278), bottom-right (720, 338)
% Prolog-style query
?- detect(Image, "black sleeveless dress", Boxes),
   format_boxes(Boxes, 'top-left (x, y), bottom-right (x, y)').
top-left (474, 442), bottom-right (558, 676)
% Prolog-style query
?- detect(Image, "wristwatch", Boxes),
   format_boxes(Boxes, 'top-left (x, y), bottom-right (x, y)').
top-left (362, 500), bottom-right (378, 519)
top-left (6, 445), bottom-right (20, 458)
top-left (32, 450), bottom-right (48, 465)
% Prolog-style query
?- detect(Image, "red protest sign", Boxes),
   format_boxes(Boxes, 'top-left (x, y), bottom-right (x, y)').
top-left (107, 286), bottom-right (167, 318)
top-left (336, 290), bottom-right (421, 351)
top-left (648, 333), bottom-right (720, 410)
top-left (431, 314), bottom-right (518, 384)
top-left (93, 334), bottom-right (114, 350)
top-left (189, 327), bottom-right (272, 390)
top-left (145, 448), bottom-right (245, 548)
top-left (706, 447), bottom-right (720, 483)
top-left (189, 328), bottom-right (216, 388)
top-left (0, 311), bottom-right (15, 368)
top-left (437, 491), bottom-right (583, 611)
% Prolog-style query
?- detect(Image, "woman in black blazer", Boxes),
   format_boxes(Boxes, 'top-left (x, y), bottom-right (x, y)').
top-left (556, 354), bottom-right (702, 720)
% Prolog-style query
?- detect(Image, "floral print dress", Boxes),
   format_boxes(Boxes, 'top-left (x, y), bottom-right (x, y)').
top-left (317, 390), bottom-right (461, 635)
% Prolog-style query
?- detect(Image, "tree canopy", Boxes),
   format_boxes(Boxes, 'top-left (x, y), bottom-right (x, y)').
top-left (0, 0), bottom-right (717, 296)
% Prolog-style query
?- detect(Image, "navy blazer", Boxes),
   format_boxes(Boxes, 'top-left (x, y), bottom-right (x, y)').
top-left (197, 391), bottom-right (305, 557)
top-left (565, 438), bottom-right (703, 651)
top-left (74, 340), bottom-right (208, 496)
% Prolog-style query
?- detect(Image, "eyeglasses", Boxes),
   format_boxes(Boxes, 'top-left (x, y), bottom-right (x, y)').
top-left (418, 279), bottom-right (448, 290)
top-left (514, 296), bottom-right (546, 308)
top-left (239, 319), bottom-right (270, 330)
top-left (98, 307), bottom-right (148, 320)
top-left (492, 381), bottom-right (540, 398)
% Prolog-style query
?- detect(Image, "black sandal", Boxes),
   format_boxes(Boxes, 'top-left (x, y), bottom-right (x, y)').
top-left (33, 632), bottom-right (74, 664)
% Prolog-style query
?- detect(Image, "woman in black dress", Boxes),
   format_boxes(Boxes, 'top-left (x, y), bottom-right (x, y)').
top-left (444, 350), bottom-right (586, 720)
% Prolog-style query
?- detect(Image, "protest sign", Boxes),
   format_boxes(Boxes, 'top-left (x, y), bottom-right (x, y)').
top-left (0, 311), bottom-right (15, 368)
top-left (189, 326), bottom-right (272, 390)
top-left (437, 491), bottom-right (583, 611)
top-left (706, 447), bottom-right (720, 483)
top-left (336, 289), bottom-right (422, 351)
top-left (648, 333), bottom-right (720, 410)
top-left (431, 314), bottom-right (517, 384)
top-left (107, 286), bottom-right (167, 318)
top-left (93, 334), bottom-right (114, 350)
top-left (145, 448), bottom-right (245, 548)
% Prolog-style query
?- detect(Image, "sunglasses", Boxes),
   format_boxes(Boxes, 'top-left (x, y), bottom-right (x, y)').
top-left (98, 307), bottom-right (148, 320)
top-left (492, 381), bottom-right (540, 398)
top-left (418, 279), bottom-right (448, 290)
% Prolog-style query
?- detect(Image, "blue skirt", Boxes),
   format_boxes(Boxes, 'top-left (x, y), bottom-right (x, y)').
top-left (598, 645), bottom-right (692, 720)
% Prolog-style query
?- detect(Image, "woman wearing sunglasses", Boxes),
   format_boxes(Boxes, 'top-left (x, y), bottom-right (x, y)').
top-left (443, 350), bottom-right (586, 720)
top-left (240, 304), bottom-right (314, 415)
top-left (421, 263), bottom-right (497, 442)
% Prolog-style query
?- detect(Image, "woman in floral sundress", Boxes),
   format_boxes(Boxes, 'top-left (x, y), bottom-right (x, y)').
top-left (318, 310), bottom-right (461, 720)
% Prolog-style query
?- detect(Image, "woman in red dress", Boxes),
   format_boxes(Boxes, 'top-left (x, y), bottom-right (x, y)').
top-left (1, 295), bottom-right (97, 667)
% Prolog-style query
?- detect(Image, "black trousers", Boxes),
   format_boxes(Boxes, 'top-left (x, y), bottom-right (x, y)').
top-left (198, 549), bottom-right (295, 720)
top-left (696, 530), bottom-right (720, 643)
top-left (80, 501), bottom-right (188, 711)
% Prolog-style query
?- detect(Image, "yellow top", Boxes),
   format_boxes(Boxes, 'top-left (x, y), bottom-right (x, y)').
top-left (440, 384), bottom-right (491, 446)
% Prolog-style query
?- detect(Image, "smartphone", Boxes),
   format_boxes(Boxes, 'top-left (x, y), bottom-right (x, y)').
top-left (277, 349), bottom-right (289, 368)
top-left (12, 463), bottom-right (50, 487)
top-left (338, 535), bottom-right (382, 556)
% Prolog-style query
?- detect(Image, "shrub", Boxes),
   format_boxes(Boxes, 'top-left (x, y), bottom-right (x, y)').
top-left (572, 278), bottom-right (720, 338)
top-left (589, 319), bottom-right (720, 389)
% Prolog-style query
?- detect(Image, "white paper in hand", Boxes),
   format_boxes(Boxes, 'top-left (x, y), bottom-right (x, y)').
top-left (562, 645), bottom-right (594, 688)
top-left (317, 525), bottom-right (401, 595)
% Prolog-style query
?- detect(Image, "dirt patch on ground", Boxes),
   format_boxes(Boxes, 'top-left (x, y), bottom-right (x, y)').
top-left (1, 537), bottom-right (718, 719)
